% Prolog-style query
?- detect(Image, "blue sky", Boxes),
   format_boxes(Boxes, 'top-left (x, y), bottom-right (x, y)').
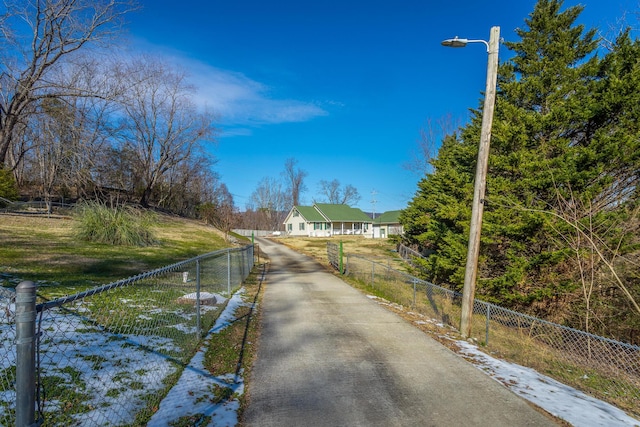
top-left (127, 0), bottom-right (636, 213)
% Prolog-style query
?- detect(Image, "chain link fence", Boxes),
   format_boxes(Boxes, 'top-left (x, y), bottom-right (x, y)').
top-left (344, 253), bottom-right (640, 419)
top-left (1, 244), bottom-right (254, 427)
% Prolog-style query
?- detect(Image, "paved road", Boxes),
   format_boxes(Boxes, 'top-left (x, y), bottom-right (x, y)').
top-left (244, 238), bottom-right (559, 427)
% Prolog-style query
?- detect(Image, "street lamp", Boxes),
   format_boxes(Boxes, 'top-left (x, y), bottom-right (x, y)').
top-left (442, 26), bottom-right (500, 339)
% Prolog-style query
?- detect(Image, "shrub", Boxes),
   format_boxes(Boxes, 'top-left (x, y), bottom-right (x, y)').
top-left (0, 168), bottom-right (18, 206)
top-left (74, 201), bottom-right (158, 246)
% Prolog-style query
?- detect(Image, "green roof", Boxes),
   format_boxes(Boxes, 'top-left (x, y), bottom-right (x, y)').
top-left (294, 206), bottom-right (325, 222)
top-left (314, 204), bottom-right (372, 222)
top-left (374, 210), bottom-right (402, 224)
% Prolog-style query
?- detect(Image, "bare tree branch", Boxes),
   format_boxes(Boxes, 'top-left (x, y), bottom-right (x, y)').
top-left (0, 0), bottom-right (138, 167)
top-left (317, 179), bottom-right (361, 205)
top-left (282, 157), bottom-right (307, 206)
top-left (115, 56), bottom-right (215, 207)
top-left (404, 115), bottom-right (461, 176)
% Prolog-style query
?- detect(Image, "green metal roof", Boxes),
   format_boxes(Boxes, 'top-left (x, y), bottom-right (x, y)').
top-left (294, 206), bottom-right (326, 222)
top-left (314, 204), bottom-right (372, 222)
top-left (374, 210), bottom-right (402, 224)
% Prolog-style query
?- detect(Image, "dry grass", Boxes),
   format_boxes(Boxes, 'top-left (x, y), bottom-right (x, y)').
top-left (0, 212), bottom-right (234, 291)
top-left (275, 235), bottom-right (399, 264)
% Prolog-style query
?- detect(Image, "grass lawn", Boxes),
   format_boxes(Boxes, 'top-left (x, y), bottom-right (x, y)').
top-left (0, 211), bottom-right (259, 426)
top-left (275, 235), bottom-right (400, 263)
top-left (0, 212), bottom-right (240, 295)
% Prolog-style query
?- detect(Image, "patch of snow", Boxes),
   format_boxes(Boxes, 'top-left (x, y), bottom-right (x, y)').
top-left (179, 292), bottom-right (228, 304)
top-left (148, 289), bottom-right (249, 426)
top-left (31, 308), bottom-right (179, 426)
top-left (455, 340), bottom-right (639, 426)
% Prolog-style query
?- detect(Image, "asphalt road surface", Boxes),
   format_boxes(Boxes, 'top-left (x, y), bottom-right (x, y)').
top-left (243, 238), bottom-right (559, 427)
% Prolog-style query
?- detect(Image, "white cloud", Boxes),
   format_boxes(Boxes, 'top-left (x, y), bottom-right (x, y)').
top-left (125, 40), bottom-right (329, 127)
top-left (189, 66), bottom-right (328, 126)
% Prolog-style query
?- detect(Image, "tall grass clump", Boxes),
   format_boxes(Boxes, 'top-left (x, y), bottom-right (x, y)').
top-left (75, 201), bottom-right (158, 246)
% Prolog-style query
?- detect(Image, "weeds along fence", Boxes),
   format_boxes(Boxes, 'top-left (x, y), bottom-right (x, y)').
top-left (1, 244), bottom-right (255, 427)
top-left (342, 253), bottom-right (640, 419)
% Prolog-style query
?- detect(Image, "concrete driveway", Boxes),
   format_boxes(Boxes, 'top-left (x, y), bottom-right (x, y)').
top-left (243, 238), bottom-right (559, 426)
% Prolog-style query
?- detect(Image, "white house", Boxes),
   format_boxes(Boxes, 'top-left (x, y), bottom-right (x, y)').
top-left (283, 204), bottom-right (374, 237)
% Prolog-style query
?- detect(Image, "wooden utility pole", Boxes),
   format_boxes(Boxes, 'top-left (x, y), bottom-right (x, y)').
top-left (459, 26), bottom-right (500, 339)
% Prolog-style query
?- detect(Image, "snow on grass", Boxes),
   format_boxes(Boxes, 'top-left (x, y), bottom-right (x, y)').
top-left (0, 285), bottom-right (234, 426)
top-left (147, 288), bottom-right (248, 427)
top-left (4, 285), bottom-right (638, 426)
top-left (35, 309), bottom-right (179, 426)
top-left (367, 294), bottom-right (639, 426)
top-left (455, 340), bottom-right (640, 427)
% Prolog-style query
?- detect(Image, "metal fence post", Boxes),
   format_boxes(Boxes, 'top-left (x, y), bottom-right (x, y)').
top-left (485, 303), bottom-right (491, 346)
top-left (16, 281), bottom-right (36, 427)
top-left (345, 254), bottom-right (349, 276)
top-left (227, 249), bottom-right (231, 296)
top-left (253, 244), bottom-right (256, 268)
top-left (196, 260), bottom-right (201, 337)
top-left (242, 248), bottom-right (247, 279)
top-left (412, 278), bottom-right (417, 308)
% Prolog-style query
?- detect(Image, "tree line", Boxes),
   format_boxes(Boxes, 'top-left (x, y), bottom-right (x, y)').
top-left (0, 0), bottom-right (222, 218)
top-left (401, 0), bottom-right (640, 344)
top-left (0, 1), bottom-right (364, 236)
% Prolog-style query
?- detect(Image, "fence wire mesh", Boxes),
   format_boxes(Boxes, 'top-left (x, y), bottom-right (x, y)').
top-left (1, 245), bottom-right (254, 427)
top-left (345, 253), bottom-right (640, 419)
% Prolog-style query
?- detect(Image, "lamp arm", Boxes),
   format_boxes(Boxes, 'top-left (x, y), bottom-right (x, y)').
top-left (466, 39), bottom-right (490, 52)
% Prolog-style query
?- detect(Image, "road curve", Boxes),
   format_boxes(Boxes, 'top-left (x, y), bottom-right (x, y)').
top-left (243, 238), bottom-right (558, 427)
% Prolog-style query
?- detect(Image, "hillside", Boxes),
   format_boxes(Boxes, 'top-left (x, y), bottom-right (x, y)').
top-left (0, 212), bottom-right (238, 296)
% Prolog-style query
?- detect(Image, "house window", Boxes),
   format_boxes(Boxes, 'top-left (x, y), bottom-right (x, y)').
top-left (293, 210), bottom-right (299, 217)
top-left (287, 223), bottom-right (292, 231)
top-left (299, 223), bottom-right (305, 231)
top-left (314, 222), bottom-right (323, 230)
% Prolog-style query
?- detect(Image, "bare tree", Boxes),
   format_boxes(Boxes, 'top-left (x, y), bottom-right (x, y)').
top-left (404, 115), bottom-right (460, 176)
top-left (317, 179), bottom-right (361, 205)
top-left (155, 154), bottom-right (220, 217)
top-left (14, 56), bottom-right (125, 207)
top-left (250, 176), bottom-right (287, 230)
top-left (282, 157), bottom-right (307, 206)
top-left (199, 183), bottom-right (236, 240)
top-left (495, 187), bottom-right (640, 324)
top-left (31, 97), bottom-right (78, 213)
top-left (546, 185), bottom-right (640, 325)
top-left (317, 179), bottom-right (340, 204)
top-left (0, 0), bottom-right (138, 168)
top-left (341, 184), bottom-right (361, 206)
top-left (599, 6), bottom-right (640, 51)
top-left (116, 56), bottom-right (215, 207)
top-left (53, 58), bottom-right (122, 199)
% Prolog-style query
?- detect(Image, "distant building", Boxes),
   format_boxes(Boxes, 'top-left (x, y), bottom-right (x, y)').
top-left (283, 204), bottom-right (403, 238)
top-left (283, 204), bottom-right (373, 237)
top-left (372, 210), bottom-right (403, 238)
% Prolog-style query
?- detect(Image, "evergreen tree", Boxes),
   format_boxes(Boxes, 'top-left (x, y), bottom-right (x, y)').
top-left (400, 133), bottom-right (476, 285)
top-left (480, 0), bottom-right (601, 306)
top-left (402, 0), bottom-right (640, 341)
